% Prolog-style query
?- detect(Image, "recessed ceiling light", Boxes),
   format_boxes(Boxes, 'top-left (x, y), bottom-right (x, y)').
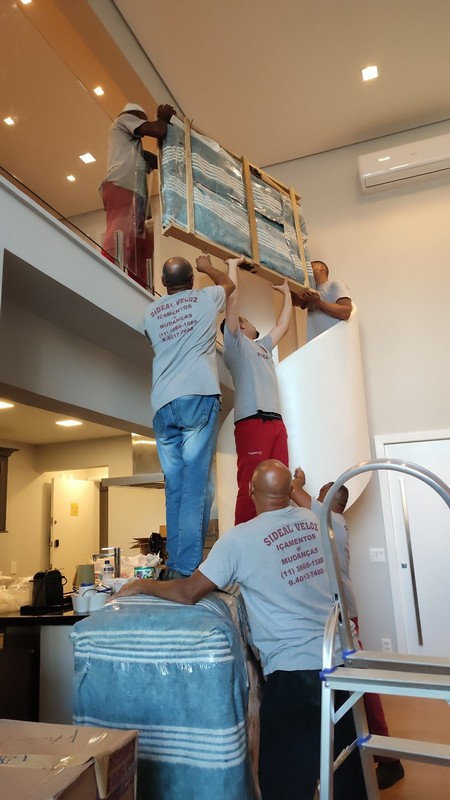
top-left (20, 0), bottom-right (32, 5)
top-left (4, 117), bottom-right (14, 126)
top-left (66, 175), bottom-right (76, 182)
top-left (362, 65), bottom-right (378, 81)
top-left (93, 86), bottom-right (104, 96)
top-left (55, 419), bottom-right (83, 427)
top-left (0, 401), bottom-right (14, 409)
top-left (79, 153), bottom-right (96, 164)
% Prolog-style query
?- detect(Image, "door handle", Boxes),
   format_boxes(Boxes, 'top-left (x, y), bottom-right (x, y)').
top-left (400, 479), bottom-right (423, 645)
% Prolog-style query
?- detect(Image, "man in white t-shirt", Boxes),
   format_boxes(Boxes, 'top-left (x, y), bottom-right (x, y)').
top-left (100, 102), bottom-right (174, 286)
top-left (292, 260), bottom-right (352, 341)
top-left (143, 254), bottom-right (234, 578)
top-left (220, 256), bottom-right (292, 524)
top-left (290, 469), bottom-right (405, 791)
top-left (113, 460), bottom-right (368, 800)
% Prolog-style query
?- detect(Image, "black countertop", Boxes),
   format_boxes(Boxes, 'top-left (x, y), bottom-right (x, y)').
top-left (0, 610), bottom-right (86, 626)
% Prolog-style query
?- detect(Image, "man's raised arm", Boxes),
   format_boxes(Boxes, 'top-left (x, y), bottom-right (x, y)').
top-left (136, 104), bottom-right (176, 140)
top-left (223, 256), bottom-right (246, 334)
top-left (196, 255), bottom-right (235, 298)
top-left (289, 467), bottom-right (312, 509)
top-left (269, 279), bottom-right (292, 347)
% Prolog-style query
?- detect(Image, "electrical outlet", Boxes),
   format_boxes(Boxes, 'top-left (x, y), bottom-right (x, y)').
top-left (369, 547), bottom-right (386, 563)
top-left (10, 561), bottom-right (17, 574)
top-left (381, 638), bottom-right (392, 652)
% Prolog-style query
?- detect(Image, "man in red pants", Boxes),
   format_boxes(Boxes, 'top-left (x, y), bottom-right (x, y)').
top-left (290, 469), bottom-right (405, 791)
top-left (221, 256), bottom-right (292, 524)
top-left (100, 102), bottom-right (174, 286)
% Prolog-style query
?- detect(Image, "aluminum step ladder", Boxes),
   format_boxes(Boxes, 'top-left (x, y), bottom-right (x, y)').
top-left (318, 458), bottom-right (450, 799)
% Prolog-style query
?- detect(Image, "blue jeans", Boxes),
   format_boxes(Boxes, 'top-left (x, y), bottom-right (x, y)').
top-left (153, 395), bottom-right (220, 575)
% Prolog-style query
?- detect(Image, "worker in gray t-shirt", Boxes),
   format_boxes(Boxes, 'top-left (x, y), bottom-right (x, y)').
top-left (221, 256), bottom-right (292, 524)
top-left (143, 254), bottom-right (235, 578)
top-left (113, 459), bottom-right (368, 800)
top-left (292, 259), bottom-right (352, 341)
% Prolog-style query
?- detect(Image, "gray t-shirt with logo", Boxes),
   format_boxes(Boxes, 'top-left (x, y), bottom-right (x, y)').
top-left (101, 113), bottom-right (147, 196)
top-left (311, 498), bottom-right (358, 618)
top-left (223, 326), bottom-right (281, 422)
top-left (307, 279), bottom-right (351, 341)
top-left (200, 505), bottom-right (339, 675)
top-left (144, 286), bottom-right (225, 417)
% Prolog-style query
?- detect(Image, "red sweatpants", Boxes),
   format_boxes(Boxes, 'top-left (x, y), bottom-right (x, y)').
top-left (101, 182), bottom-right (152, 287)
top-left (234, 417), bottom-right (288, 525)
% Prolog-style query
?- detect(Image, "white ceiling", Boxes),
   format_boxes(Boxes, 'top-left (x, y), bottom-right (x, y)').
top-left (0, 400), bottom-right (127, 446)
top-left (115, 0), bottom-right (450, 166)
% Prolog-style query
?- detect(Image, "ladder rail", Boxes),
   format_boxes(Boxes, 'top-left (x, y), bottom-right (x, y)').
top-left (320, 601), bottom-right (379, 800)
top-left (319, 457), bottom-right (450, 657)
top-left (318, 458), bottom-right (450, 800)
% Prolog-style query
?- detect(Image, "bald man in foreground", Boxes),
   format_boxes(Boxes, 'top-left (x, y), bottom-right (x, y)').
top-left (113, 460), bottom-right (368, 800)
top-left (143, 254), bottom-right (234, 579)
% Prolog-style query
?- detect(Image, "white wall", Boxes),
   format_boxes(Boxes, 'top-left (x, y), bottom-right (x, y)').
top-left (108, 486), bottom-right (166, 556)
top-left (36, 435), bottom-right (132, 477)
top-left (269, 119), bottom-right (450, 648)
top-left (68, 208), bottom-right (106, 250)
top-left (0, 441), bottom-right (48, 577)
top-left (1, 436), bottom-right (132, 578)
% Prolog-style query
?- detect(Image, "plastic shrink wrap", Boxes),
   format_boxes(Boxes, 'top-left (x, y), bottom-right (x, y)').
top-left (71, 590), bottom-right (260, 800)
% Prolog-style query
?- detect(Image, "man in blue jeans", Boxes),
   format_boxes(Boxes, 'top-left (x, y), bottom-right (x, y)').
top-left (144, 254), bottom-right (234, 577)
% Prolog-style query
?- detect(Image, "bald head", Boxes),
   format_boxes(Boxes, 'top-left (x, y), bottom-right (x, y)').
top-left (250, 459), bottom-right (292, 514)
top-left (162, 257), bottom-right (193, 292)
top-left (318, 482), bottom-right (349, 514)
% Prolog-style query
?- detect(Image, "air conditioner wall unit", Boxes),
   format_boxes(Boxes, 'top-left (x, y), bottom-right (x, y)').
top-left (358, 133), bottom-right (450, 193)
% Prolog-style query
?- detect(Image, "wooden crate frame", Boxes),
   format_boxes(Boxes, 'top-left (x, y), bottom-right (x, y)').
top-left (158, 117), bottom-right (310, 291)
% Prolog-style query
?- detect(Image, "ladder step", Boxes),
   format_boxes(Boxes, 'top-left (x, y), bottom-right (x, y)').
top-left (362, 735), bottom-right (450, 767)
top-left (345, 649), bottom-right (450, 675)
top-left (323, 667), bottom-right (450, 700)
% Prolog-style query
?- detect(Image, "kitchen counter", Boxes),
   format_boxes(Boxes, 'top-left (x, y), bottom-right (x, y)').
top-left (0, 607), bottom-right (88, 724)
top-left (0, 609), bottom-right (85, 627)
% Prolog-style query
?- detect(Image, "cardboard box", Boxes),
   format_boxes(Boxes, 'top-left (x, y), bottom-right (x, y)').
top-left (0, 719), bottom-right (137, 800)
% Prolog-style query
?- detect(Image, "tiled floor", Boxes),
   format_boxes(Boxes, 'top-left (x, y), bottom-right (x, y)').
top-left (377, 695), bottom-right (450, 799)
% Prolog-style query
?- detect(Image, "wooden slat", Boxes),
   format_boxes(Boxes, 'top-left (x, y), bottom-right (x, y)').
top-left (249, 163), bottom-right (291, 196)
top-left (242, 158), bottom-right (260, 265)
top-left (289, 187), bottom-right (309, 287)
top-left (161, 223), bottom-right (304, 291)
top-left (184, 117), bottom-right (195, 234)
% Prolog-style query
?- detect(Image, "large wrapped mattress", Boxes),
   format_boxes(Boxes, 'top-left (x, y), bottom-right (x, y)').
top-left (70, 591), bottom-right (256, 800)
top-left (160, 118), bottom-right (313, 288)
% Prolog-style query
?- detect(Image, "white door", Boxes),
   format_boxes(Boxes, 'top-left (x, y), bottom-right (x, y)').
top-left (50, 478), bottom-right (99, 587)
top-left (383, 438), bottom-right (450, 656)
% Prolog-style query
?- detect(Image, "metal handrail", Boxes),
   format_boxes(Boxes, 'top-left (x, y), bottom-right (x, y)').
top-left (318, 458), bottom-right (450, 656)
